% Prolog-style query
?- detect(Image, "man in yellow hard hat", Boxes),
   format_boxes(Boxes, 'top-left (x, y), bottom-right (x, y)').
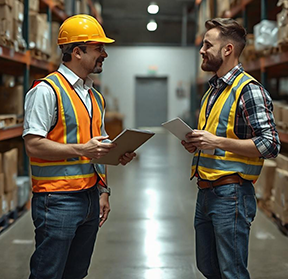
top-left (23, 14), bottom-right (136, 279)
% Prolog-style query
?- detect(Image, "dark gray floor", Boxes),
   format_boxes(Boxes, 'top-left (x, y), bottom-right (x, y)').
top-left (0, 132), bottom-right (288, 279)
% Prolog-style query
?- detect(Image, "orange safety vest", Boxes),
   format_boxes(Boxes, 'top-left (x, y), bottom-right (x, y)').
top-left (29, 71), bottom-right (107, 192)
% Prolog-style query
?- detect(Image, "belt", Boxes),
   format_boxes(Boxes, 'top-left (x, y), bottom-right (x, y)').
top-left (197, 175), bottom-right (244, 189)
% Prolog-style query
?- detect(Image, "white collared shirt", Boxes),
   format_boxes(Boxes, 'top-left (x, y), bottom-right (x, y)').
top-left (23, 64), bottom-right (105, 138)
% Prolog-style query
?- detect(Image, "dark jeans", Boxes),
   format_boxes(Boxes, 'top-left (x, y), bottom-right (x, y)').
top-left (29, 186), bottom-right (100, 279)
top-left (194, 182), bottom-right (256, 279)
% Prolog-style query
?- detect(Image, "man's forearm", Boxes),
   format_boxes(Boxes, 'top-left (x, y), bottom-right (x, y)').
top-left (24, 135), bottom-right (84, 161)
top-left (216, 137), bottom-right (261, 158)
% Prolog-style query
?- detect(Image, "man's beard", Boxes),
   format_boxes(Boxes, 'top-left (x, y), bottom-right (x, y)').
top-left (201, 49), bottom-right (223, 72)
top-left (93, 57), bottom-right (104, 73)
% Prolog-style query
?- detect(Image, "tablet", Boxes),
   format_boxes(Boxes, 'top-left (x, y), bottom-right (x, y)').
top-left (161, 117), bottom-right (193, 141)
top-left (91, 129), bottom-right (155, 165)
top-left (162, 117), bottom-right (215, 155)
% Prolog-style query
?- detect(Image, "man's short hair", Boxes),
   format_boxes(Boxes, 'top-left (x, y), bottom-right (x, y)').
top-left (60, 43), bottom-right (87, 62)
top-left (205, 18), bottom-right (247, 57)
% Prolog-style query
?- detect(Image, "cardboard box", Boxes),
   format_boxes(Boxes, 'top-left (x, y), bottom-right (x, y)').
top-left (273, 168), bottom-right (288, 224)
top-left (29, 13), bottom-right (50, 55)
top-left (29, 0), bottom-right (39, 12)
top-left (278, 0), bottom-right (288, 9)
top-left (217, 0), bottom-right (230, 17)
top-left (0, 85), bottom-right (23, 116)
top-left (12, 0), bottom-right (24, 22)
top-left (0, 114), bottom-right (17, 128)
top-left (50, 22), bottom-right (62, 64)
top-left (0, 0), bottom-right (13, 7)
top-left (273, 101), bottom-right (284, 124)
top-left (255, 160), bottom-right (277, 200)
top-left (2, 148), bottom-right (18, 193)
top-left (282, 105), bottom-right (288, 128)
top-left (7, 189), bottom-right (17, 211)
top-left (276, 153), bottom-right (288, 171)
top-left (0, 4), bottom-right (13, 40)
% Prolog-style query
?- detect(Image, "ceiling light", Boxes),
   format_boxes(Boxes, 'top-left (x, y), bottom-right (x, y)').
top-left (147, 2), bottom-right (159, 14)
top-left (147, 20), bottom-right (157, 32)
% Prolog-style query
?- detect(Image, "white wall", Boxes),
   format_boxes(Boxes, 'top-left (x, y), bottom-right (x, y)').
top-left (100, 46), bottom-right (197, 128)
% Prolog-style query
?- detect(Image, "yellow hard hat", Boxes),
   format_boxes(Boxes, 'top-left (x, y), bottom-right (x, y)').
top-left (58, 14), bottom-right (115, 45)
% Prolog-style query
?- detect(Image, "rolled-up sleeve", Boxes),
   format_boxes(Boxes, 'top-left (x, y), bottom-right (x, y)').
top-left (23, 82), bottom-right (56, 138)
top-left (240, 83), bottom-right (281, 159)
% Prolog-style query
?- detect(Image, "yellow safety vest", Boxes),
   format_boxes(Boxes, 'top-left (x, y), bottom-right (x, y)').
top-left (191, 71), bottom-right (264, 182)
top-left (30, 71), bottom-right (107, 192)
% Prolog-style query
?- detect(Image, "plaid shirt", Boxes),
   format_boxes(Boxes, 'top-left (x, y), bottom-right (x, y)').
top-left (207, 64), bottom-right (280, 159)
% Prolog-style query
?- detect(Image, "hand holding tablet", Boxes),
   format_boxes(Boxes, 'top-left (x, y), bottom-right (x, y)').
top-left (161, 117), bottom-right (215, 155)
top-left (91, 129), bottom-right (155, 165)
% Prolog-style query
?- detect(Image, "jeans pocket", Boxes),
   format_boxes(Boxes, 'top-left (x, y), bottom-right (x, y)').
top-left (212, 184), bottom-right (237, 199)
top-left (244, 194), bottom-right (257, 226)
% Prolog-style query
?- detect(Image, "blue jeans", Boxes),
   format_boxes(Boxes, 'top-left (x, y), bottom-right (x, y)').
top-left (194, 182), bottom-right (256, 279)
top-left (29, 186), bottom-right (100, 279)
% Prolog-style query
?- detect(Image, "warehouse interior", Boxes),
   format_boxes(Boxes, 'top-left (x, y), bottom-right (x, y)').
top-left (0, 0), bottom-right (288, 278)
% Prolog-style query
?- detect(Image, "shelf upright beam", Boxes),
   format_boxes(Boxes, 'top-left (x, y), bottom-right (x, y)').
top-left (23, 0), bottom-right (29, 49)
top-left (261, 0), bottom-right (267, 21)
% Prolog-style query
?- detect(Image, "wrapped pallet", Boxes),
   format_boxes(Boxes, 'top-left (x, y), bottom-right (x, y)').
top-left (254, 20), bottom-right (278, 51)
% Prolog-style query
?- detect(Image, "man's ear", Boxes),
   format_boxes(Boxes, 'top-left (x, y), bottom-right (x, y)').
top-left (223, 43), bottom-right (234, 57)
top-left (72, 46), bottom-right (82, 60)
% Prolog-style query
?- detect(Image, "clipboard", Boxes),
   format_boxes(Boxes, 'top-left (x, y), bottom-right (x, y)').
top-left (162, 117), bottom-right (215, 155)
top-left (91, 129), bottom-right (155, 165)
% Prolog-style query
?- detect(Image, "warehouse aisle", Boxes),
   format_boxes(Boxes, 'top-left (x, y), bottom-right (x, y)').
top-left (0, 132), bottom-right (288, 279)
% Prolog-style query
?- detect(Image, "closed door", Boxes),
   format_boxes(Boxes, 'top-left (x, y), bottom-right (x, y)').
top-left (135, 77), bottom-right (168, 128)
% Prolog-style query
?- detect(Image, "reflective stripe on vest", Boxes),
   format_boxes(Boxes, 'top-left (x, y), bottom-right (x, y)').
top-left (30, 71), bottom-right (107, 192)
top-left (191, 72), bottom-right (264, 182)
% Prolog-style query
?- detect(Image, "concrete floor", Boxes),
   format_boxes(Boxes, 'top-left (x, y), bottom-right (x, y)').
top-left (0, 132), bottom-right (288, 279)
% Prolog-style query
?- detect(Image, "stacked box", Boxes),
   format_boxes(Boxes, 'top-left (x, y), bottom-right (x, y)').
top-left (282, 105), bottom-right (288, 130)
top-left (273, 168), bottom-right (288, 224)
top-left (12, 0), bottom-right (26, 51)
top-left (196, 0), bottom-right (214, 38)
top-left (0, 85), bottom-right (24, 116)
top-left (2, 148), bottom-right (18, 194)
top-left (0, 0), bottom-right (13, 43)
top-left (29, 0), bottom-right (39, 12)
top-left (277, 0), bottom-right (288, 44)
top-left (255, 159), bottom-right (277, 201)
top-left (273, 101), bottom-right (285, 126)
top-left (29, 13), bottom-right (51, 56)
top-left (276, 153), bottom-right (288, 171)
top-left (217, 0), bottom-right (230, 17)
top-left (50, 22), bottom-right (62, 65)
